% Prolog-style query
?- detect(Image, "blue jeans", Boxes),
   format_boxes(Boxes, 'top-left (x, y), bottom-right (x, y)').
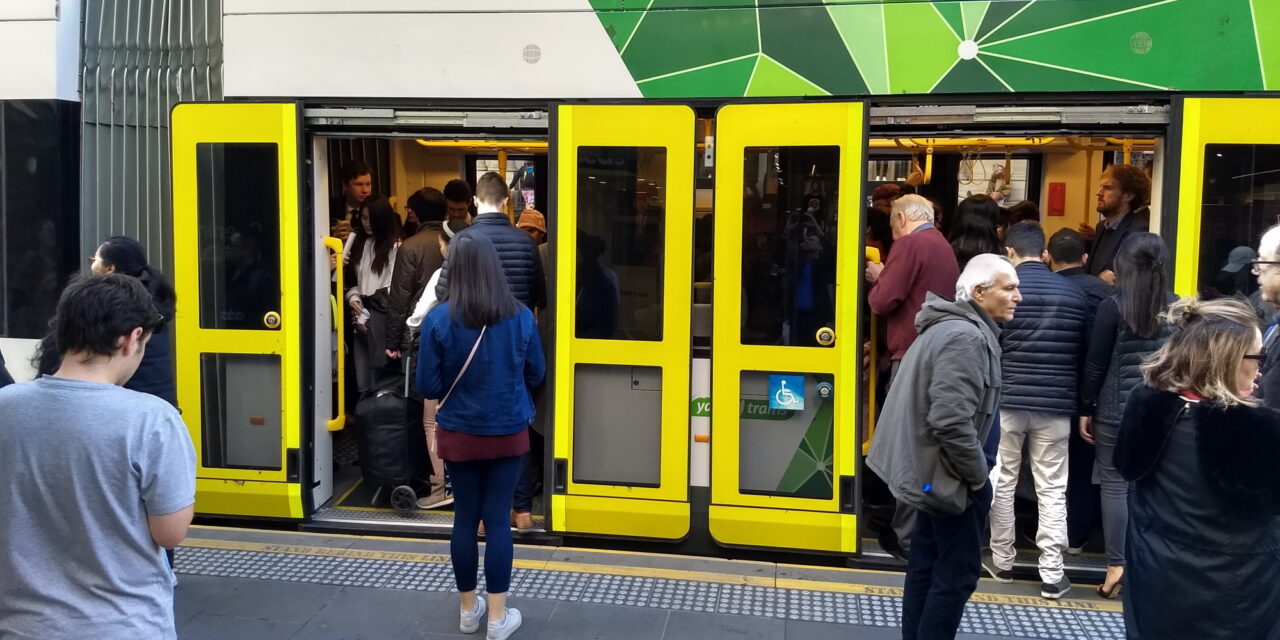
top-left (901, 483), bottom-right (993, 640)
top-left (446, 455), bottom-right (523, 593)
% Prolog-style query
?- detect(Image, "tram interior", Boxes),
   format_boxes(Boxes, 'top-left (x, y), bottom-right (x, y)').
top-left (306, 120), bottom-right (1280, 565)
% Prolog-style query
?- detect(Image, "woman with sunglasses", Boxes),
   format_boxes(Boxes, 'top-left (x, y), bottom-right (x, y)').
top-left (1117, 296), bottom-right (1280, 639)
top-left (1078, 232), bottom-right (1174, 598)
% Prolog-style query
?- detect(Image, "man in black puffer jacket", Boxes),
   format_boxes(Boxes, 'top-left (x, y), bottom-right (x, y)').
top-left (434, 172), bottom-right (545, 310)
top-left (983, 223), bottom-right (1087, 601)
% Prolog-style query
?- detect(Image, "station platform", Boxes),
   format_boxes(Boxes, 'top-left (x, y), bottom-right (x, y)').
top-left (173, 525), bottom-right (1123, 639)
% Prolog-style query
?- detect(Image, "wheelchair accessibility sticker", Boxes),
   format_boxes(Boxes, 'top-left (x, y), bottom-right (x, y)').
top-left (769, 375), bottom-right (805, 411)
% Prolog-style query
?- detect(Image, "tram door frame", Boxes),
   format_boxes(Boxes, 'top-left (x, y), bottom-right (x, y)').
top-left (551, 102), bottom-right (866, 552)
top-left (1169, 96), bottom-right (1280, 296)
top-left (171, 102), bottom-right (311, 519)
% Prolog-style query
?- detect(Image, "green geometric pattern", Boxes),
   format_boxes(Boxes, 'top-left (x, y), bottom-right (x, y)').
top-left (776, 375), bottom-right (835, 498)
top-left (592, 0), bottom-right (1277, 96)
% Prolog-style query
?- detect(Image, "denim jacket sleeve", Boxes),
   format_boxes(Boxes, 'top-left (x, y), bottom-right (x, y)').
top-left (524, 311), bottom-right (546, 391)
top-left (415, 315), bottom-right (447, 401)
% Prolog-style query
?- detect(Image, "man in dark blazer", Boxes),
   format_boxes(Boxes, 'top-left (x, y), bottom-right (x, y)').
top-left (1087, 164), bottom-right (1151, 285)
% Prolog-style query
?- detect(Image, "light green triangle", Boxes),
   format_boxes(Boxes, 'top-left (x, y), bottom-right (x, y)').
top-left (885, 3), bottom-right (961, 93)
top-left (827, 3), bottom-right (889, 94)
top-left (746, 54), bottom-right (829, 96)
top-left (961, 1), bottom-right (991, 40)
top-left (1254, 0), bottom-right (1280, 90)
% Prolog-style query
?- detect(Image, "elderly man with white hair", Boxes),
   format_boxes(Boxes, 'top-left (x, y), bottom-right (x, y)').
top-left (1253, 225), bottom-right (1280, 406)
top-left (868, 254), bottom-right (1021, 640)
top-left (866, 193), bottom-right (961, 558)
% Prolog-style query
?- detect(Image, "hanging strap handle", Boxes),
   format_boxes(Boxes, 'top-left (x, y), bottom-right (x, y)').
top-left (437, 326), bottom-right (486, 411)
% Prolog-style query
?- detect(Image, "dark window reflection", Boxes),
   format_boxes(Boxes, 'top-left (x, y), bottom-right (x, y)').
top-left (576, 146), bottom-right (666, 341)
top-left (1198, 144), bottom-right (1280, 300)
top-left (741, 146), bottom-right (839, 347)
top-left (1, 100), bottom-right (79, 339)
top-left (197, 143), bottom-right (281, 330)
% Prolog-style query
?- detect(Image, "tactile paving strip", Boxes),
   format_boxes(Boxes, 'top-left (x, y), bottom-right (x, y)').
top-left (174, 546), bottom-right (1124, 638)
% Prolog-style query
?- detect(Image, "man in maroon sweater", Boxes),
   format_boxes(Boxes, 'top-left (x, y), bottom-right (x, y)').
top-left (866, 194), bottom-right (960, 384)
top-left (866, 194), bottom-right (961, 560)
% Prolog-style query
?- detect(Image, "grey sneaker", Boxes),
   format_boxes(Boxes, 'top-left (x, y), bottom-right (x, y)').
top-left (486, 608), bottom-right (522, 640)
top-left (460, 597), bottom-right (487, 634)
top-left (1041, 577), bottom-right (1072, 600)
top-left (982, 556), bottom-right (1014, 583)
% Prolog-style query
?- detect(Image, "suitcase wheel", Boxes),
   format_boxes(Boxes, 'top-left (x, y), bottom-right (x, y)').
top-left (391, 485), bottom-right (418, 514)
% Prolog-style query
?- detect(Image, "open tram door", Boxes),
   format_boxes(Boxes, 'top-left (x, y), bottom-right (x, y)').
top-left (171, 103), bottom-right (317, 519)
top-left (1169, 97), bottom-right (1280, 298)
top-left (551, 102), bottom-right (866, 553)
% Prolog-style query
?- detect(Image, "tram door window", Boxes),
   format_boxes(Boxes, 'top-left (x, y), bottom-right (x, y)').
top-left (737, 146), bottom-right (839, 501)
top-left (1173, 98), bottom-right (1280, 299)
top-left (1196, 144), bottom-right (1280, 299)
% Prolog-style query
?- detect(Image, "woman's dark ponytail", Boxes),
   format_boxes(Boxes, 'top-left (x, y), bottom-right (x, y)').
top-left (97, 236), bottom-right (177, 319)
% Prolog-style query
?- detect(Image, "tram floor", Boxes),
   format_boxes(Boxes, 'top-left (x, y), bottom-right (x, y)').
top-left (174, 524), bottom-right (1124, 640)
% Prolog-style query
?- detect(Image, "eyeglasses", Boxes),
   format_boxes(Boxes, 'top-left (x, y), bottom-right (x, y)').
top-left (1244, 352), bottom-right (1267, 367)
top-left (1250, 260), bottom-right (1280, 275)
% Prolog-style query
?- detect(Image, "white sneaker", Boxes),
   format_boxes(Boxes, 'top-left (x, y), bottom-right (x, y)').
top-left (460, 597), bottom-right (487, 634)
top-left (486, 608), bottom-right (522, 640)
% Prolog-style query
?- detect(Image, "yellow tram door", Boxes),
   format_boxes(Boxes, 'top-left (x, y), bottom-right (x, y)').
top-left (710, 102), bottom-right (864, 553)
top-left (1171, 97), bottom-right (1280, 297)
top-left (171, 103), bottom-right (307, 518)
top-left (551, 104), bottom-right (695, 539)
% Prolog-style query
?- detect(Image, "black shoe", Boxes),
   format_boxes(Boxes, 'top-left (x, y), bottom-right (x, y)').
top-left (877, 528), bottom-right (908, 562)
top-left (982, 556), bottom-right (1014, 583)
top-left (1041, 577), bottom-right (1072, 599)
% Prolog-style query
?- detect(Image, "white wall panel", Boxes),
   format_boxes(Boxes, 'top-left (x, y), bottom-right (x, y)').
top-left (0, 0), bottom-right (80, 101)
top-left (223, 7), bottom-right (640, 99)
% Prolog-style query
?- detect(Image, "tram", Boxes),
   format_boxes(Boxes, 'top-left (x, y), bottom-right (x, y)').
top-left (167, 0), bottom-right (1280, 567)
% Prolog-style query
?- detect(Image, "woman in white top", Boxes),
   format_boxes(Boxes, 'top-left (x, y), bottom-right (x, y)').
top-left (343, 196), bottom-right (402, 392)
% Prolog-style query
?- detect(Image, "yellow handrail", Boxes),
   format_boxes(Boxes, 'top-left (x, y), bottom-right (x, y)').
top-left (325, 236), bottom-right (346, 432)
top-left (863, 246), bottom-right (882, 456)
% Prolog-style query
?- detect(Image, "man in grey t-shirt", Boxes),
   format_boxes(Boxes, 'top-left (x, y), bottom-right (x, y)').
top-left (0, 274), bottom-right (196, 639)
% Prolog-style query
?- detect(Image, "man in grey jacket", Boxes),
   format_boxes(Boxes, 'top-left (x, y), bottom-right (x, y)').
top-left (867, 254), bottom-right (1021, 640)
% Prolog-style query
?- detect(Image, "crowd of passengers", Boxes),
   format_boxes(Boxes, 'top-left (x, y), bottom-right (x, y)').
top-left (2, 161), bottom-right (1279, 640)
top-left (865, 163), bottom-right (1280, 640)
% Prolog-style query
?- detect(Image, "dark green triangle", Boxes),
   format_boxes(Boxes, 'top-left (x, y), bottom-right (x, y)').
top-left (637, 55), bottom-right (757, 98)
top-left (934, 2), bottom-right (967, 40)
top-left (760, 5), bottom-right (869, 95)
top-left (980, 54), bottom-right (1149, 92)
top-left (932, 58), bottom-right (1010, 94)
top-left (976, 1), bottom-right (1031, 41)
top-left (982, 0), bottom-right (1167, 43)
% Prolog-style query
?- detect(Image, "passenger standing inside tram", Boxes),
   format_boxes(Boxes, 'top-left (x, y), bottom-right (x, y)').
top-left (1117, 297), bottom-right (1280, 640)
top-left (417, 233), bottom-right (544, 640)
top-left (344, 196), bottom-right (403, 392)
top-left (1045, 228), bottom-right (1114, 557)
top-left (867, 255), bottom-right (1019, 640)
top-left (947, 194), bottom-right (1003, 270)
top-left (1077, 233), bottom-right (1173, 599)
top-left (1087, 164), bottom-right (1151, 285)
top-left (435, 172), bottom-right (546, 534)
top-left (865, 194), bottom-right (960, 558)
top-left (405, 218), bottom-right (468, 510)
top-left (89, 236), bottom-right (179, 407)
top-left (444, 179), bottom-right (475, 224)
top-left (331, 161), bottom-right (375, 241)
top-left (0, 274), bottom-right (195, 640)
top-left (1251, 224), bottom-right (1280, 406)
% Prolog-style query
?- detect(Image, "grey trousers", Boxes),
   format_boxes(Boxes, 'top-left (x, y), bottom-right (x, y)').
top-left (1092, 420), bottom-right (1127, 566)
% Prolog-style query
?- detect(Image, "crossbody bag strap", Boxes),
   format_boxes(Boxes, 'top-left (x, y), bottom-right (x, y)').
top-left (437, 326), bottom-right (486, 411)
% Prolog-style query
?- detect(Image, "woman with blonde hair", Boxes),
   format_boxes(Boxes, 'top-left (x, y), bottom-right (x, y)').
top-left (1117, 297), bottom-right (1280, 639)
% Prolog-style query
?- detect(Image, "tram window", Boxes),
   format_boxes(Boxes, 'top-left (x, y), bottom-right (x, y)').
top-left (738, 370), bottom-right (834, 500)
top-left (741, 146), bottom-right (840, 347)
top-left (1198, 144), bottom-right (1280, 299)
top-left (576, 146), bottom-right (666, 341)
top-left (572, 364), bottom-right (661, 487)
top-left (196, 143), bottom-right (281, 331)
top-left (199, 353), bottom-right (282, 470)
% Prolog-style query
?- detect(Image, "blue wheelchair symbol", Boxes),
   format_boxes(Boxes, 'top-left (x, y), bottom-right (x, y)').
top-left (768, 375), bottom-right (805, 411)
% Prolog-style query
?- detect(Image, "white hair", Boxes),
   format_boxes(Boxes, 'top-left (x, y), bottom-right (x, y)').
top-left (892, 194), bottom-right (935, 223)
top-left (1260, 224), bottom-right (1280, 260)
top-left (955, 254), bottom-right (1017, 301)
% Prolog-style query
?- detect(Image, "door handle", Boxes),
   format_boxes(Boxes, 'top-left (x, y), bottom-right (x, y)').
top-left (263, 311), bottom-right (282, 330)
top-left (815, 327), bottom-right (835, 346)
top-left (324, 236), bottom-right (347, 432)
